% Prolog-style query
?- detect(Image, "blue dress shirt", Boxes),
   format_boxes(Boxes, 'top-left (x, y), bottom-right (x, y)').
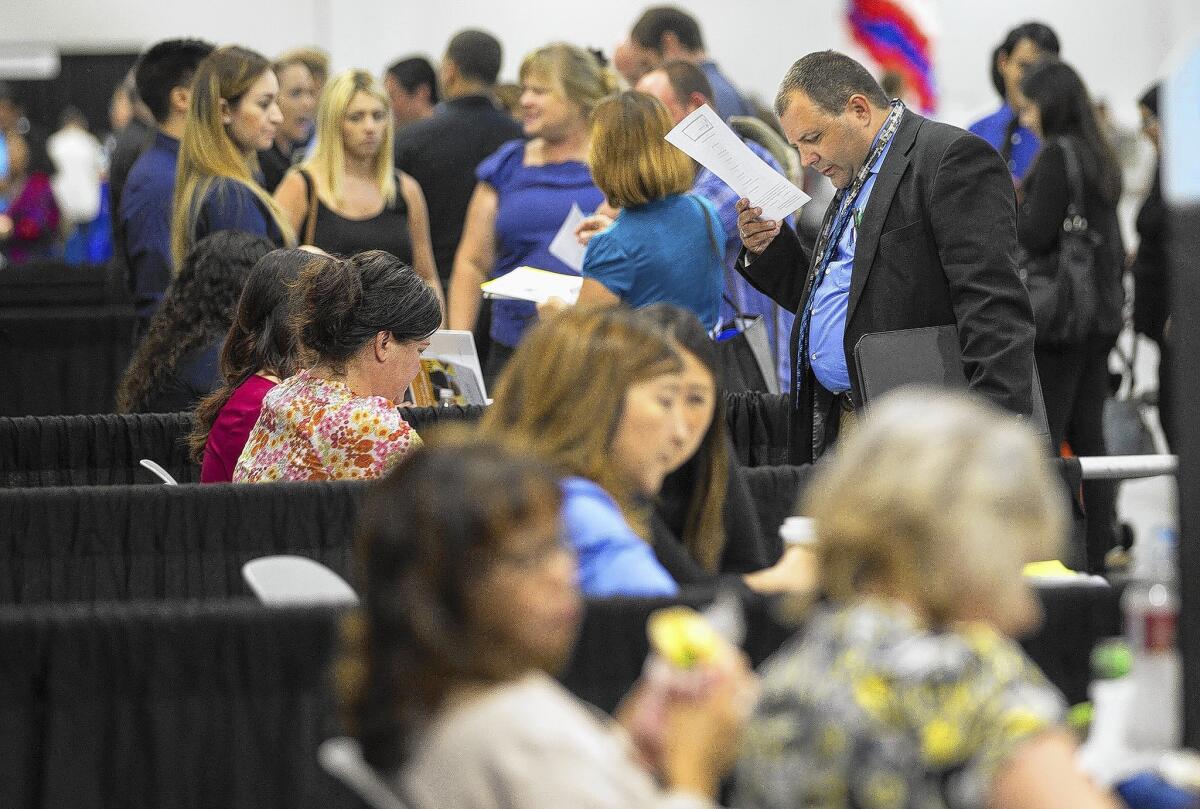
top-left (120, 131), bottom-right (179, 320)
top-left (968, 103), bottom-right (1040, 181)
top-left (559, 477), bottom-right (678, 598)
top-left (807, 133), bottom-right (895, 394)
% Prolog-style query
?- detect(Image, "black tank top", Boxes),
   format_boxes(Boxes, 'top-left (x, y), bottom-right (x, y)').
top-left (298, 169), bottom-right (413, 263)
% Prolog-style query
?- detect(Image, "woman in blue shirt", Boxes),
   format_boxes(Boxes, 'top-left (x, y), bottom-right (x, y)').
top-left (170, 46), bottom-right (295, 270)
top-left (447, 43), bottom-right (616, 381)
top-left (480, 306), bottom-right (688, 597)
top-left (578, 91), bottom-right (723, 330)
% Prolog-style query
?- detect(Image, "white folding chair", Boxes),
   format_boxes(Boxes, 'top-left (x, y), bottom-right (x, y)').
top-left (139, 458), bottom-right (179, 485)
top-left (318, 737), bottom-right (410, 809)
top-left (241, 555), bottom-right (358, 606)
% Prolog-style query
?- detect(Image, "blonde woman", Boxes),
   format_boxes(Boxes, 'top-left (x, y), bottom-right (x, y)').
top-left (578, 91), bottom-right (723, 329)
top-left (447, 43), bottom-right (617, 379)
top-left (735, 389), bottom-right (1118, 809)
top-left (273, 69), bottom-right (443, 306)
top-left (170, 45), bottom-right (296, 270)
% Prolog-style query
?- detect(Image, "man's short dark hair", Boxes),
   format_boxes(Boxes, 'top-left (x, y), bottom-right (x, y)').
top-left (631, 6), bottom-right (704, 53)
top-left (445, 29), bottom-right (504, 86)
top-left (134, 39), bottom-right (215, 124)
top-left (657, 59), bottom-right (713, 106)
top-left (774, 50), bottom-right (889, 117)
top-left (990, 21), bottom-right (1061, 97)
top-left (386, 57), bottom-right (439, 104)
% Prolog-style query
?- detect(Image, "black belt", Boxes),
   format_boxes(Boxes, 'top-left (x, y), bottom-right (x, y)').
top-left (836, 392), bottom-right (855, 412)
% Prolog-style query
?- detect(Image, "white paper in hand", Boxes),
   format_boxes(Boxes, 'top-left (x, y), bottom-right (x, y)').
top-left (481, 266), bottom-right (582, 305)
top-left (665, 104), bottom-right (810, 221)
top-left (547, 203), bottom-right (587, 272)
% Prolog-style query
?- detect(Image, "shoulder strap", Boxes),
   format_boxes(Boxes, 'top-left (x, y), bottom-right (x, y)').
top-left (1055, 137), bottom-right (1088, 227)
top-left (298, 168), bottom-right (317, 245)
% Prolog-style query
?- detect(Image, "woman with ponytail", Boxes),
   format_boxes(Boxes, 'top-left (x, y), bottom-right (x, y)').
top-left (233, 249), bottom-right (441, 482)
top-left (190, 247), bottom-right (314, 482)
top-left (170, 45), bottom-right (296, 269)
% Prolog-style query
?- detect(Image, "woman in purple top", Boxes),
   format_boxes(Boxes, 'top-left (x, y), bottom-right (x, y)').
top-left (191, 247), bottom-right (315, 482)
top-left (447, 43), bottom-right (615, 380)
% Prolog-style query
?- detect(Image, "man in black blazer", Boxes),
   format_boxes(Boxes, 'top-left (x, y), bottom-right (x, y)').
top-left (736, 51), bottom-right (1035, 464)
top-left (393, 30), bottom-right (523, 286)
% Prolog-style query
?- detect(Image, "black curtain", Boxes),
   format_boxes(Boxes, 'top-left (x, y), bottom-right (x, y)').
top-left (5, 52), bottom-right (139, 139)
top-left (0, 411), bottom-right (196, 487)
top-left (723, 391), bottom-right (792, 466)
top-left (0, 481), bottom-right (368, 604)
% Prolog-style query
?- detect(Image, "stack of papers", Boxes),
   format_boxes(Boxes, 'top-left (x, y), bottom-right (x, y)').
top-left (481, 266), bottom-right (582, 305)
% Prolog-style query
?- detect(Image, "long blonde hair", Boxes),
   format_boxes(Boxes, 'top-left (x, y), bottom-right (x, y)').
top-left (170, 45), bottom-right (296, 269)
top-left (480, 306), bottom-right (682, 538)
top-left (302, 69), bottom-right (396, 208)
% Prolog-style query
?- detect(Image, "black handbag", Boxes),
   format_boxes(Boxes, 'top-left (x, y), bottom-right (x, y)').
top-left (714, 296), bottom-right (779, 394)
top-left (1019, 138), bottom-right (1101, 346)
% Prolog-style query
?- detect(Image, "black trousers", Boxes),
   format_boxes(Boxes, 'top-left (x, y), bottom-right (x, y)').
top-left (1035, 336), bottom-right (1119, 572)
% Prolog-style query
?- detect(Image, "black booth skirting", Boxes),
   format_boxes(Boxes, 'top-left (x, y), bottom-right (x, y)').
top-left (0, 462), bottom-right (809, 605)
top-left (0, 411), bottom-right (198, 487)
top-left (724, 391), bottom-right (791, 467)
top-left (0, 584), bottom-right (1119, 809)
top-left (0, 405), bottom-right (490, 488)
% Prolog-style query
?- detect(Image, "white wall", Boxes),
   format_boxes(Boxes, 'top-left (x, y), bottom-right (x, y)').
top-left (1, 0), bottom-right (1194, 128)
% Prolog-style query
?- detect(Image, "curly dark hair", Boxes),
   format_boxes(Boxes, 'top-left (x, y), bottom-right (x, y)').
top-left (335, 435), bottom-right (563, 772)
top-left (188, 247), bottom-right (322, 461)
top-left (116, 230), bottom-right (275, 413)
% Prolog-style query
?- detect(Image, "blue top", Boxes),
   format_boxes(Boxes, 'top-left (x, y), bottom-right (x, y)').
top-left (559, 476), bottom-right (678, 598)
top-left (968, 103), bottom-right (1040, 181)
top-left (582, 194), bottom-right (723, 329)
top-left (120, 131), bottom-right (179, 319)
top-left (696, 137), bottom-right (796, 391)
top-left (807, 132), bottom-right (895, 394)
top-left (478, 139), bottom-right (604, 348)
top-left (193, 176), bottom-right (284, 250)
top-left (700, 60), bottom-right (754, 120)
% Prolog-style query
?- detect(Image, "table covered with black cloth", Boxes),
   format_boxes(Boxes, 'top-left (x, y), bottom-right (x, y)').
top-left (0, 599), bottom-right (359, 809)
top-left (0, 303), bottom-right (137, 416)
top-left (0, 480), bottom-right (367, 604)
top-left (724, 391), bottom-right (791, 466)
top-left (0, 405), bottom-right (487, 489)
top-left (0, 587), bottom-right (1119, 808)
top-left (0, 411), bottom-right (197, 487)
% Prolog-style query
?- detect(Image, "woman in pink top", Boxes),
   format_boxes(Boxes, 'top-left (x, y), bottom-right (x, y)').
top-left (191, 248), bottom-right (315, 482)
top-left (233, 249), bottom-right (442, 482)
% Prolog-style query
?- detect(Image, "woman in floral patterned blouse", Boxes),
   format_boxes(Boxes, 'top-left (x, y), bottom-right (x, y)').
top-left (234, 249), bottom-right (441, 482)
top-left (735, 390), bottom-right (1118, 809)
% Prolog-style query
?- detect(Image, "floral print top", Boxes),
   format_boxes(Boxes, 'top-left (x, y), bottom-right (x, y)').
top-left (233, 369), bottom-right (420, 483)
top-left (735, 598), bottom-right (1064, 809)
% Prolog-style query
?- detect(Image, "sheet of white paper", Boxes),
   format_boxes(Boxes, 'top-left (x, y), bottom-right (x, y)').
top-left (547, 203), bottom-right (587, 272)
top-left (665, 104), bottom-right (810, 221)
top-left (481, 266), bottom-right (582, 305)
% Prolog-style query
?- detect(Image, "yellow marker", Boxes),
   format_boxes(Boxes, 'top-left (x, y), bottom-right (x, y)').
top-left (647, 606), bottom-right (722, 669)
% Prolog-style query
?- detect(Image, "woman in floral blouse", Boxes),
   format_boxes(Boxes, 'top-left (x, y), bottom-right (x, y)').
top-left (735, 390), bottom-right (1118, 809)
top-left (234, 249), bottom-right (441, 482)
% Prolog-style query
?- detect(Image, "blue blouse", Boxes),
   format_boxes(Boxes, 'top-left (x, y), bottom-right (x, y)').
top-left (478, 139), bottom-right (604, 348)
top-left (193, 177), bottom-right (284, 249)
top-left (559, 477), bottom-right (678, 598)
top-left (582, 194), bottom-right (724, 330)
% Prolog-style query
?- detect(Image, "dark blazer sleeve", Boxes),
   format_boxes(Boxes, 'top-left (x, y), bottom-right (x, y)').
top-left (929, 132), bottom-right (1036, 417)
top-left (734, 222), bottom-right (812, 314)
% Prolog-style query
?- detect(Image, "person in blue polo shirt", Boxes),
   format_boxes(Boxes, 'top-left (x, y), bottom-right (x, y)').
top-left (968, 22), bottom-right (1060, 183)
top-left (119, 38), bottom-right (214, 334)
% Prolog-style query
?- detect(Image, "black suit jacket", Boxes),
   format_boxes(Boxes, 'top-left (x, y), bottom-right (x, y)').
top-left (737, 109), bottom-right (1036, 463)
top-left (394, 95), bottom-right (524, 283)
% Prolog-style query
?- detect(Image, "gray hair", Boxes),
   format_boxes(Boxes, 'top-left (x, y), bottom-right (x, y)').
top-left (774, 50), bottom-right (889, 117)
